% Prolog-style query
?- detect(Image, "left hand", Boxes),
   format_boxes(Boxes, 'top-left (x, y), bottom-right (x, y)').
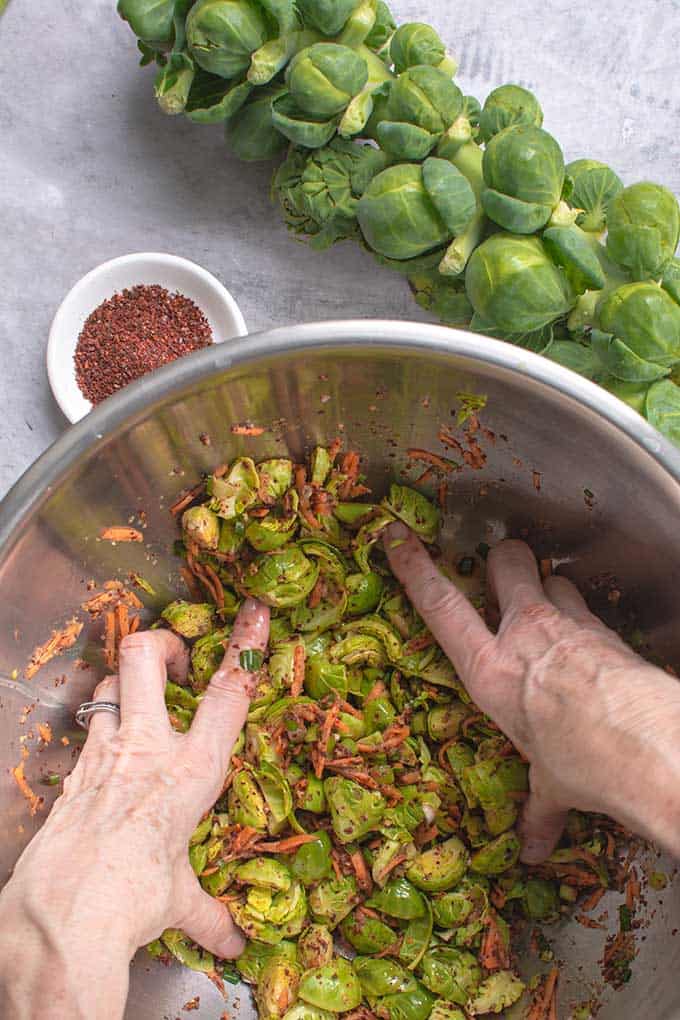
top-left (0, 597), bottom-right (269, 1019)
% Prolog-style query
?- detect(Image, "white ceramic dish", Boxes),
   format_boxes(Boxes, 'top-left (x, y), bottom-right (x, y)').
top-left (47, 252), bottom-right (248, 423)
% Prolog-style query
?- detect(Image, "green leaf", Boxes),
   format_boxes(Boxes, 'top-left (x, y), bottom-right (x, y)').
top-left (646, 380), bottom-right (680, 444)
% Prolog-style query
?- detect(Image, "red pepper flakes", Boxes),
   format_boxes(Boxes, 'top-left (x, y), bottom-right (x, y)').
top-left (75, 285), bottom-right (213, 404)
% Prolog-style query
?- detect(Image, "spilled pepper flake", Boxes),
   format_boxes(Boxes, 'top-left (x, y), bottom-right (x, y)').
top-left (25, 618), bottom-right (83, 680)
top-left (230, 424), bottom-right (265, 437)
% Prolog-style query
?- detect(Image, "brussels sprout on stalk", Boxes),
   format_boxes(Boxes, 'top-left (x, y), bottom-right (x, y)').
top-left (118, 0), bottom-right (190, 49)
top-left (390, 23), bottom-right (456, 77)
top-left (296, 0), bottom-right (358, 37)
top-left (597, 282), bottom-right (680, 375)
top-left (482, 124), bottom-right (565, 233)
top-left (606, 182), bottom-right (680, 280)
top-left (565, 158), bottom-right (623, 233)
top-left (154, 52), bottom-right (196, 115)
top-left (478, 84), bottom-right (543, 143)
top-left (375, 65), bottom-right (465, 159)
top-left (271, 93), bottom-right (341, 149)
top-left (225, 85), bottom-right (289, 161)
top-left (465, 234), bottom-right (575, 334)
top-left (186, 0), bottom-right (272, 78)
top-left (286, 43), bottom-right (368, 118)
top-left (645, 379), bottom-right (680, 444)
top-left (365, 1), bottom-right (396, 53)
top-left (181, 69), bottom-right (253, 122)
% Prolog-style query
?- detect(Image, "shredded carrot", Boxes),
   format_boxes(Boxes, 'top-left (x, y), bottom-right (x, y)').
top-left (289, 644), bottom-right (305, 701)
top-left (249, 507), bottom-right (270, 519)
top-left (104, 609), bottom-right (117, 671)
top-left (308, 576), bottom-right (325, 610)
top-left (230, 424), bottom-right (265, 436)
top-left (37, 722), bottom-right (52, 744)
top-left (626, 872), bottom-right (641, 909)
top-left (581, 887), bottom-right (606, 913)
top-left (100, 526), bottom-right (144, 543)
top-left (438, 481), bottom-right (448, 509)
top-left (414, 467), bottom-right (435, 486)
top-left (575, 914), bottom-right (607, 930)
top-left (116, 602), bottom-right (130, 639)
top-left (25, 618), bottom-right (83, 680)
top-left (314, 703), bottom-right (340, 779)
top-left (328, 439), bottom-right (343, 463)
top-left (480, 911), bottom-right (511, 971)
top-left (180, 565), bottom-right (203, 601)
top-left (349, 483), bottom-right (371, 497)
top-left (12, 761), bottom-right (42, 815)
top-left (251, 834), bottom-right (318, 854)
top-left (350, 849), bottom-right (373, 894)
top-left (406, 448), bottom-right (455, 473)
top-left (337, 698), bottom-right (363, 719)
top-left (129, 615), bottom-right (141, 634)
top-left (414, 823), bottom-right (439, 849)
top-left (170, 480), bottom-right (206, 516)
top-left (527, 967), bottom-right (559, 1020)
top-left (381, 852), bottom-right (408, 879)
top-left (201, 866), bottom-right (220, 877)
top-left (364, 679), bottom-right (388, 703)
top-left (203, 562), bottom-right (225, 609)
top-left (539, 558), bottom-right (552, 579)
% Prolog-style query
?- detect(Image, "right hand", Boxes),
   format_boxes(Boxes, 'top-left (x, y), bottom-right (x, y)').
top-left (385, 524), bottom-right (680, 863)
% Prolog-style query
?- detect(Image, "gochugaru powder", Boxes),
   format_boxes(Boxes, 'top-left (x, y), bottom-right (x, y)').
top-left (74, 284), bottom-right (213, 405)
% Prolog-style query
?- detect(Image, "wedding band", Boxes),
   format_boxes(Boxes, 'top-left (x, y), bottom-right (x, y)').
top-left (75, 700), bottom-right (121, 730)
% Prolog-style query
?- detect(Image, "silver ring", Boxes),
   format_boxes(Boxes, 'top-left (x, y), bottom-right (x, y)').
top-left (75, 701), bottom-right (121, 731)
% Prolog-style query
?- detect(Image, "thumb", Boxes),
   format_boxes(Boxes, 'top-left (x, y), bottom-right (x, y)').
top-left (179, 876), bottom-right (246, 960)
top-left (518, 777), bottom-right (567, 865)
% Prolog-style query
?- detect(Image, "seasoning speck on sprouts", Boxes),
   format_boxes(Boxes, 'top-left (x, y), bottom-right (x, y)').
top-left (75, 285), bottom-right (213, 405)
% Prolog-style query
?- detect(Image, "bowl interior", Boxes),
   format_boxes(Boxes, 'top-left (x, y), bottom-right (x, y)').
top-left (46, 252), bottom-right (248, 423)
top-left (4, 326), bottom-right (680, 1020)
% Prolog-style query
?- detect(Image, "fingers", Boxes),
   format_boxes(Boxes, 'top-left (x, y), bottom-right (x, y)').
top-left (86, 675), bottom-right (121, 740)
top-left (188, 598), bottom-right (270, 774)
top-left (118, 630), bottom-right (190, 731)
top-left (179, 879), bottom-right (245, 960)
top-left (518, 776), bottom-right (568, 864)
top-left (487, 540), bottom-right (551, 617)
top-left (384, 523), bottom-right (492, 681)
top-left (544, 575), bottom-right (596, 624)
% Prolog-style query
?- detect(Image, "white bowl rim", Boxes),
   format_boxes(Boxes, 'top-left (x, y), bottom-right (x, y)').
top-left (46, 251), bottom-right (248, 424)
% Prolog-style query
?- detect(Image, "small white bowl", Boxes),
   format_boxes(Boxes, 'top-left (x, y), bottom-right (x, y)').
top-left (47, 252), bottom-right (248, 423)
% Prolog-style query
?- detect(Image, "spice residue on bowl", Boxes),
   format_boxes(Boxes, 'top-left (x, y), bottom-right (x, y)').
top-left (74, 284), bottom-right (213, 405)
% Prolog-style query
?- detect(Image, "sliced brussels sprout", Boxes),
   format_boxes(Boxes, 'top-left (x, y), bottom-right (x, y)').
top-left (247, 507), bottom-right (300, 552)
top-left (207, 458), bottom-right (259, 519)
top-left (524, 878), bottom-right (561, 922)
top-left (191, 625), bottom-right (231, 689)
top-left (237, 939), bottom-right (299, 985)
top-left (256, 958), bottom-right (302, 1020)
top-left (427, 702), bottom-right (470, 742)
top-left (297, 924), bottom-right (334, 969)
top-left (341, 908), bottom-right (398, 954)
top-left (406, 836), bottom-right (469, 892)
top-left (309, 875), bottom-right (360, 928)
top-left (367, 877), bottom-right (426, 919)
top-left (399, 899), bottom-right (433, 970)
top-left (161, 928), bottom-right (214, 973)
top-left (228, 769), bottom-right (268, 831)
top-left (290, 831), bottom-right (333, 886)
top-left (161, 600), bottom-right (216, 639)
top-left (298, 958), bottom-right (363, 1013)
top-left (470, 832), bottom-right (521, 875)
top-left (242, 546), bottom-right (320, 607)
top-left (258, 459), bottom-right (294, 503)
top-left (382, 484), bottom-right (439, 542)
top-left (305, 655), bottom-right (349, 699)
top-left (325, 776), bottom-right (386, 842)
top-left (379, 979), bottom-right (437, 1020)
top-left (182, 505), bottom-right (221, 551)
top-left (466, 971), bottom-right (525, 1015)
top-left (346, 571), bottom-right (384, 614)
top-left (420, 946), bottom-right (482, 1005)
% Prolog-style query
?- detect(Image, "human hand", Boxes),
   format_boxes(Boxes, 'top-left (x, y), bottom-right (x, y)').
top-left (0, 597), bottom-right (269, 1020)
top-left (385, 524), bottom-right (680, 864)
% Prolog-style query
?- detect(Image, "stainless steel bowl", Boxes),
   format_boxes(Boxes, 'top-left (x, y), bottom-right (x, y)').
top-left (2, 321), bottom-right (680, 1019)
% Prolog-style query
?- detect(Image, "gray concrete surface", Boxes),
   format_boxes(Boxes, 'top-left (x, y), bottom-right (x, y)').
top-left (1, 0), bottom-right (679, 496)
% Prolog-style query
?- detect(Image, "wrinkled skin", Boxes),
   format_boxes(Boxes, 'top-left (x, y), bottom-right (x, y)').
top-left (385, 523), bottom-right (680, 863)
top-left (0, 601), bottom-right (270, 1018)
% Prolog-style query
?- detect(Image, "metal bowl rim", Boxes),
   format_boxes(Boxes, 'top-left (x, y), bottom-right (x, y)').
top-left (3, 319), bottom-right (680, 552)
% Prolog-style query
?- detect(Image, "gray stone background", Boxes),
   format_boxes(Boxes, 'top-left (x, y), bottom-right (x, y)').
top-left (1, 0), bottom-right (679, 496)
